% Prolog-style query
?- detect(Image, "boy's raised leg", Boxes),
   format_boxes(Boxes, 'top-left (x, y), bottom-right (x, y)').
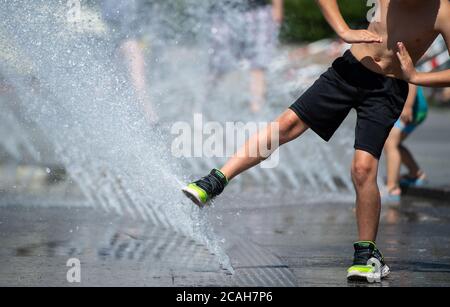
top-left (221, 109), bottom-right (308, 180)
top-left (182, 109), bottom-right (309, 206)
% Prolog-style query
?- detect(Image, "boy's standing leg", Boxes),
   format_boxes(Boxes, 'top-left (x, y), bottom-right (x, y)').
top-left (352, 150), bottom-right (381, 242)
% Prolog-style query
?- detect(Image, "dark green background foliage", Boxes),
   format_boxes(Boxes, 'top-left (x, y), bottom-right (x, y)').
top-left (281, 0), bottom-right (370, 42)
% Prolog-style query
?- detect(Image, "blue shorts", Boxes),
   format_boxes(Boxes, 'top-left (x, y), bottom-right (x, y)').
top-left (394, 120), bottom-right (419, 134)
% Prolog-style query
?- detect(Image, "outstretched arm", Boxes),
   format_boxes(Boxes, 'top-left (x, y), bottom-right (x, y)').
top-left (397, 42), bottom-right (450, 87)
top-left (315, 0), bottom-right (382, 44)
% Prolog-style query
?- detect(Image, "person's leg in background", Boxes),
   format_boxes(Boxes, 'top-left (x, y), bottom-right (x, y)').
top-left (205, 6), bottom-right (238, 116)
top-left (247, 2), bottom-right (282, 113)
top-left (102, 0), bottom-right (157, 123)
top-left (383, 85), bottom-right (428, 200)
top-left (383, 84), bottom-right (419, 203)
top-left (249, 69), bottom-right (267, 113)
top-left (120, 40), bottom-right (146, 99)
top-left (119, 39), bottom-right (157, 123)
top-left (399, 143), bottom-right (422, 179)
top-left (383, 122), bottom-right (427, 203)
top-left (398, 86), bottom-right (429, 186)
top-left (383, 126), bottom-right (404, 201)
top-left (397, 131), bottom-right (427, 187)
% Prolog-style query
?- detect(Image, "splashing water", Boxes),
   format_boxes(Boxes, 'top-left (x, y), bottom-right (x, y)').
top-left (0, 0), bottom-right (355, 273)
top-left (0, 0), bottom-right (236, 271)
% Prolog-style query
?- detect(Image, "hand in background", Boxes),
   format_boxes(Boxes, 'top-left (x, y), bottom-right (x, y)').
top-left (400, 107), bottom-right (413, 124)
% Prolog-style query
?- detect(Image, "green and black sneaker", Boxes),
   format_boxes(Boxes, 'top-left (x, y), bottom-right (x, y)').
top-left (347, 241), bottom-right (390, 283)
top-left (182, 169), bottom-right (228, 207)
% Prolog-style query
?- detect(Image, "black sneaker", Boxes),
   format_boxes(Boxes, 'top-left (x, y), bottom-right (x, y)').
top-left (182, 169), bottom-right (228, 207)
top-left (347, 241), bottom-right (390, 283)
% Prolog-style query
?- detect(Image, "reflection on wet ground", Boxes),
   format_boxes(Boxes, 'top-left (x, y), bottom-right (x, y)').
top-left (0, 206), bottom-right (295, 286)
top-left (0, 194), bottom-right (449, 286)
top-left (214, 194), bottom-right (450, 287)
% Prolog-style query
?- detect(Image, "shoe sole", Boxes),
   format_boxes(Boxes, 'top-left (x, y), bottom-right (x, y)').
top-left (182, 186), bottom-right (206, 208)
top-left (347, 264), bottom-right (390, 283)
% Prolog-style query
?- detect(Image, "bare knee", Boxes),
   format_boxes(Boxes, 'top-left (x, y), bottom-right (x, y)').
top-left (276, 109), bottom-right (308, 144)
top-left (352, 158), bottom-right (377, 187)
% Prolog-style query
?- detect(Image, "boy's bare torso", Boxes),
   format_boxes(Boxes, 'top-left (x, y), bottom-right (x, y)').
top-left (351, 0), bottom-right (449, 79)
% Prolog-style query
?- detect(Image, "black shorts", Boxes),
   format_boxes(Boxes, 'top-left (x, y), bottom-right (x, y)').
top-left (289, 50), bottom-right (409, 159)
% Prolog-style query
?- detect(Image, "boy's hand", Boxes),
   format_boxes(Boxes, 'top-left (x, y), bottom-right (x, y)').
top-left (339, 29), bottom-right (383, 44)
top-left (400, 106), bottom-right (413, 124)
top-left (397, 42), bottom-right (417, 82)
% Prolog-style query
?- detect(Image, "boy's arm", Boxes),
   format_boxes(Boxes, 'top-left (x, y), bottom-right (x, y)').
top-left (397, 7), bottom-right (450, 87)
top-left (397, 42), bottom-right (450, 87)
top-left (315, 0), bottom-right (382, 44)
top-left (272, 0), bottom-right (284, 24)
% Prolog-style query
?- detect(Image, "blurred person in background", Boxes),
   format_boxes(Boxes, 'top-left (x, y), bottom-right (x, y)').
top-left (442, 87), bottom-right (450, 103)
top-left (102, 0), bottom-right (158, 123)
top-left (209, 0), bottom-right (283, 113)
top-left (382, 84), bottom-right (429, 205)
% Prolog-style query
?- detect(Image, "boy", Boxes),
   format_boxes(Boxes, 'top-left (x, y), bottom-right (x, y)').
top-left (183, 0), bottom-right (450, 282)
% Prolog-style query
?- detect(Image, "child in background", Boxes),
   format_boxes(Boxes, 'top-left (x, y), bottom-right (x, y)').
top-left (383, 85), bottom-right (428, 204)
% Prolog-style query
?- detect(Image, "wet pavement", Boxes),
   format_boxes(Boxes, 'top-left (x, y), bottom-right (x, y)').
top-left (0, 205), bottom-right (296, 287)
top-left (217, 194), bottom-right (450, 287)
top-left (1, 194), bottom-right (450, 287)
top-left (0, 109), bottom-right (449, 287)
